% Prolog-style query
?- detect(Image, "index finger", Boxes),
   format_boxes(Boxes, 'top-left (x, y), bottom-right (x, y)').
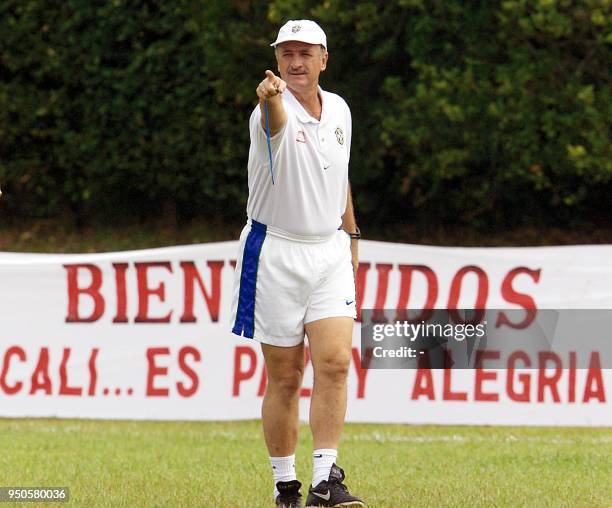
top-left (265, 69), bottom-right (276, 81)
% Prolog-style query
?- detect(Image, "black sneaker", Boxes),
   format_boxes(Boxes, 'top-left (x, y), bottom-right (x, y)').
top-left (305, 464), bottom-right (364, 507)
top-left (276, 479), bottom-right (303, 507)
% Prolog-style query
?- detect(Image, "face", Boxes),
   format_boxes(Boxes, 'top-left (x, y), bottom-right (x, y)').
top-left (275, 41), bottom-right (328, 92)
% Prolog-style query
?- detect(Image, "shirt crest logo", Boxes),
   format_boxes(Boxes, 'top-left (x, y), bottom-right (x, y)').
top-left (292, 24), bottom-right (302, 33)
top-left (296, 130), bottom-right (306, 143)
top-left (335, 127), bottom-right (344, 145)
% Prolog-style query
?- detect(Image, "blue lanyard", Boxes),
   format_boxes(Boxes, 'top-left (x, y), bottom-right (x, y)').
top-left (264, 99), bottom-right (275, 185)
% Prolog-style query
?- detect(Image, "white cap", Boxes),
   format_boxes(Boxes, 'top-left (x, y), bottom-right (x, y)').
top-left (270, 20), bottom-right (327, 50)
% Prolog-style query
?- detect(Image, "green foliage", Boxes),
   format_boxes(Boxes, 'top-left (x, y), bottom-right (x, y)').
top-left (1, 0), bottom-right (610, 231)
top-left (0, 0), bottom-right (274, 222)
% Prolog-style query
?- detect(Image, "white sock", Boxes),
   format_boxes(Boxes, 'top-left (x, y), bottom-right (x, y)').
top-left (270, 455), bottom-right (296, 498)
top-left (312, 448), bottom-right (337, 487)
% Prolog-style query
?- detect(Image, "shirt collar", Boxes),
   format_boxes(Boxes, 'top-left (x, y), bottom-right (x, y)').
top-left (284, 86), bottom-right (325, 124)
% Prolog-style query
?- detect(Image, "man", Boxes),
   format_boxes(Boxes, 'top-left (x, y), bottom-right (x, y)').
top-left (230, 20), bottom-right (364, 508)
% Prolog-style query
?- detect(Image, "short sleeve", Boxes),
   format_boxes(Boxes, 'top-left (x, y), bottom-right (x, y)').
top-left (249, 105), bottom-right (290, 161)
top-left (343, 100), bottom-right (352, 162)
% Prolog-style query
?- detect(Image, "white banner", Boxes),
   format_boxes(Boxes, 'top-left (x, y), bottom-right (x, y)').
top-left (0, 240), bottom-right (610, 426)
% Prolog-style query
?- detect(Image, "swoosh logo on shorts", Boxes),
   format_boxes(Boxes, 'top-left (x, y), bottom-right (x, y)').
top-left (345, 300), bottom-right (354, 305)
top-left (313, 490), bottom-right (331, 501)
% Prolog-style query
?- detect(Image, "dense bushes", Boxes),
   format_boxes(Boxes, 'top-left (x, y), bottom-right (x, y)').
top-left (1, 0), bottom-right (610, 231)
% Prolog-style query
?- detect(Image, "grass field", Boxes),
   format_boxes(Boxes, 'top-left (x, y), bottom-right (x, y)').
top-left (1, 419), bottom-right (610, 507)
top-left (2, 217), bottom-right (612, 254)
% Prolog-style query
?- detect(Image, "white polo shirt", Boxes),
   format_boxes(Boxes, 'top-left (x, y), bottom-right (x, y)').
top-left (245, 86), bottom-right (351, 238)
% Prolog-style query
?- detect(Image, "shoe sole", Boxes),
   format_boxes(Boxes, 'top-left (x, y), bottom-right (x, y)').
top-left (306, 503), bottom-right (365, 508)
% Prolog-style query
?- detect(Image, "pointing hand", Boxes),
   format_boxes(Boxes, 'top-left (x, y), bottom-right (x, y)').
top-left (256, 70), bottom-right (287, 100)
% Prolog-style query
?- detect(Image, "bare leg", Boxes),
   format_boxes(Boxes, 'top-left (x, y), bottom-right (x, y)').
top-left (306, 317), bottom-right (353, 449)
top-left (261, 342), bottom-right (305, 456)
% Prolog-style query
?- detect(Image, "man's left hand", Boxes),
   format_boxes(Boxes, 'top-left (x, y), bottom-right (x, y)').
top-left (350, 238), bottom-right (359, 280)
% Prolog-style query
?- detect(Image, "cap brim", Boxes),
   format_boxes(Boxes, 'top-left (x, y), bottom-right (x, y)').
top-left (271, 34), bottom-right (326, 48)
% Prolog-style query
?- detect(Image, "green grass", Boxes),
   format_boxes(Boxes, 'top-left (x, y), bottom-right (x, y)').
top-left (0, 419), bottom-right (610, 507)
top-left (0, 218), bottom-right (243, 254)
top-left (2, 217), bottom-right (612, 254)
